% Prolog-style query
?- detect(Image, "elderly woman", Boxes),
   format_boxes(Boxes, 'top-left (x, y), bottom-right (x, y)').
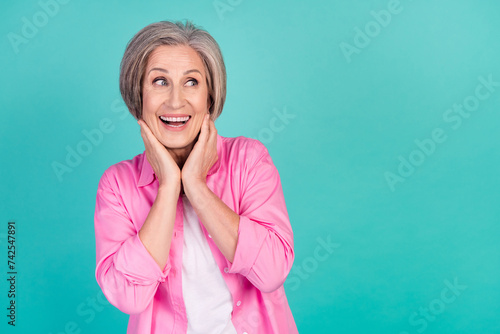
top-left (94, 21), bottom-right (297, 334)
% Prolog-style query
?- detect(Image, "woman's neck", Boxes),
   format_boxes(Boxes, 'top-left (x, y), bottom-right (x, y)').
top-left (166, 142), bottom-right (194, 169)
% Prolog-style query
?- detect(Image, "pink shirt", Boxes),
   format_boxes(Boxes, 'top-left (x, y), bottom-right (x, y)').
top-left (94, 134), bottom-right (298, 334)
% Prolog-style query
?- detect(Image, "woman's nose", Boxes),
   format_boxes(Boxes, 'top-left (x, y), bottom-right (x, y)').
top-left (165, 84), bottom-right (185, 110)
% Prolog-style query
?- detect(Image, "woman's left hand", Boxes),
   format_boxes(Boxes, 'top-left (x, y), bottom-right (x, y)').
top-left (182, 113), bottom-right (239, 262)
top-left (181, 113), bottom-right (218, 189)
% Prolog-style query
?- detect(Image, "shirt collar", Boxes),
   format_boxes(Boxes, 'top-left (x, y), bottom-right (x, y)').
top-left (137, 134), bottom-right (222, 188)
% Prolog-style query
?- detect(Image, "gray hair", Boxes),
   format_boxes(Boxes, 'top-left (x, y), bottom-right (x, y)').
top-left (119, 20), bottom-right (227, 120)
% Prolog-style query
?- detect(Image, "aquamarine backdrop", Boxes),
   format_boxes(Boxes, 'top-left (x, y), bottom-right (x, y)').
top-left (1, 0), bottom-right (499, 333)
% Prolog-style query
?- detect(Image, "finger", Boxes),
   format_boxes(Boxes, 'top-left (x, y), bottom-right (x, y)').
top-left (138, 119), bottom-right (147, 130)
top-left (201, 113), bottom-right (211, 142)
top-left (206, 119), bottom-right (217, 149)
top-left (138, 120), bottom-right (152, 138)
top-left (138, 121), bottom-right (150, 145)
top-left (209, 118), bottom-right (217, 140)
top-left (138, 123), bottom-right (162, 167)
top-left (138, 120), bottom-right (163, 150)
top-left (210, 122), bottom-right (218, 164)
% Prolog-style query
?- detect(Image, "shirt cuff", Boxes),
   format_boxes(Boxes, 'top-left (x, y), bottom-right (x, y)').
top-left (113, 234), bottom-right (170, 284)
top-left (228, 215), bottom-right (267, 276)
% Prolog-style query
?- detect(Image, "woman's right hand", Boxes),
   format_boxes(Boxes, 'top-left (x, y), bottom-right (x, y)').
top-left (138, 120), bottom-right (181, 192)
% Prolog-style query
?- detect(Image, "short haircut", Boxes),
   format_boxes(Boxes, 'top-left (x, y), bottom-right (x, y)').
top-left (119, 20), bottom-right (227, 120)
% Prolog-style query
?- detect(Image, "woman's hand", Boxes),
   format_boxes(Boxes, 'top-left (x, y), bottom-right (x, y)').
top-left (182, 113), bottom-right (218, 190)
top-left (138, 120), bottom-right (181, 192)
top-left (181, 114), bottom-right (239, 262)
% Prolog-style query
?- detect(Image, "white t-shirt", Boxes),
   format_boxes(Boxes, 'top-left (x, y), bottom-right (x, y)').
top-left (181, 195), bottom-right (237, 334)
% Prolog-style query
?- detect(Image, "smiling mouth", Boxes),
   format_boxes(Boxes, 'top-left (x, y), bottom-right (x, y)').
top-left (159, 115), bottom-right (191, 128)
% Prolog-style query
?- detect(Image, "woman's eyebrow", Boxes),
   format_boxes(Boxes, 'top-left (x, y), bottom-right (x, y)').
top-left (148, 67), bottom-right (168, 74)
top-left (183, 69), bottom-right (202, 76)
top-left (147, 68), bottom-right (202, 76)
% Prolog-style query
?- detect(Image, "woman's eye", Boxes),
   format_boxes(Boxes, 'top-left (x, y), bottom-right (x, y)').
top-left (153, 78), bottom-right (167, 86)
top-left (186, 78), bottom-right (198, 87)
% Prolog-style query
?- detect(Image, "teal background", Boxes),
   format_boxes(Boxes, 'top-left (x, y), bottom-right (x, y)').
top-left (1, 0), bottom-right (499, 333)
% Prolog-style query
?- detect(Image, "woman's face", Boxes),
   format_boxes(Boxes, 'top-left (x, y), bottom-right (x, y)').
top-left (142, 44), bottom-right (209, 151)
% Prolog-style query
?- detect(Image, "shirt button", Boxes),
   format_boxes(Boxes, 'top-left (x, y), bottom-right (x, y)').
top-left (208, 234), bottom-right (212, 238)
top-left (236, 300), bottom-right (241, 306)
top-left (224, 267), bottom-right (229, 273)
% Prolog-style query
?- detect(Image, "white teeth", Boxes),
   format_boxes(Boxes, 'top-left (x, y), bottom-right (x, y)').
top-left (160, 116), bottom-right (190, 122)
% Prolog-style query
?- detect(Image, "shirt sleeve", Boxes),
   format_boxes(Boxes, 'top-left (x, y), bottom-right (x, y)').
top-left (94, 169), bottom-right (170, 315)
top-left (228, 140), bottom-right (295, 293)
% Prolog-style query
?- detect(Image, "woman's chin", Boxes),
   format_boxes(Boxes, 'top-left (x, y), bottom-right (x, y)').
top-left (159, 136), bottom-right (195, 151)
top-left (157, 127), bottom-right (200, 149)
